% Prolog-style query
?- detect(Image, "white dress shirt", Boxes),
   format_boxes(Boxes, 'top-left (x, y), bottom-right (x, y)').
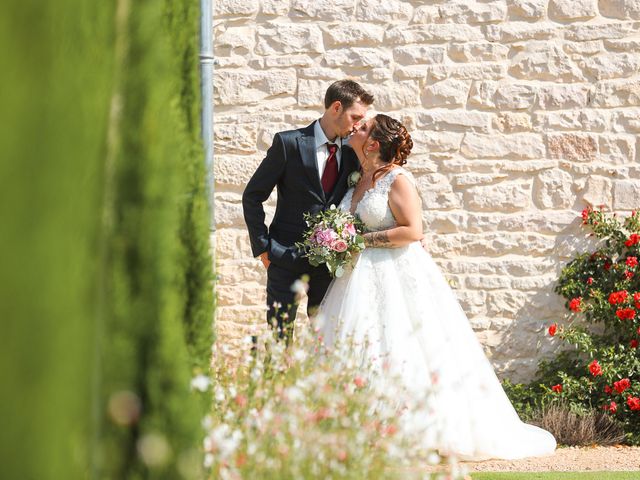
top-left (313, 119), bottom-right (342, 181)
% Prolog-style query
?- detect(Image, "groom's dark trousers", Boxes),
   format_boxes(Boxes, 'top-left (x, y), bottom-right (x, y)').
top-left (242, 121), bottom-right (359, 342)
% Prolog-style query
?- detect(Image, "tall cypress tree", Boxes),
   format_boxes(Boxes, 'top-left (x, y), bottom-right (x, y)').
top-left (0, 1), bottom-right (115, 479)
top-left (1, 1), bottom-right (214, 478)
top-left (99, 1), bottom-right (214, 478)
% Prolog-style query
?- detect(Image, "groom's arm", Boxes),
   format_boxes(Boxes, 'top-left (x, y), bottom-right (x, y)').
top-left (242, 132), bottom-right (287, 259)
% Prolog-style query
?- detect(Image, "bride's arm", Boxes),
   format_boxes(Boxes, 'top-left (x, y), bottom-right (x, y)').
top-left (363, 174), bottom-right (423, 248)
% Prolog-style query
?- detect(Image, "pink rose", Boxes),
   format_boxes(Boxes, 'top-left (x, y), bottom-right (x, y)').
top-left (344, 223), bottom-right (356, 236)
top-left (314, 228), bottom-right (337, 247)
top-left (331, 239), bottom-right (348, 252)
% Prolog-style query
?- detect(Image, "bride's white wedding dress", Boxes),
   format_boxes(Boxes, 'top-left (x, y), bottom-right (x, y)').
top-left (314, 166), bottom-right (556, 461)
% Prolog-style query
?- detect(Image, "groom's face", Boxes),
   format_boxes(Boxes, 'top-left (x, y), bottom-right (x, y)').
top-left (335, 100), bottom-right (368, 138)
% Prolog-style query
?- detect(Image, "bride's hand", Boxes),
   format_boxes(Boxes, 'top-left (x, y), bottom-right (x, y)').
top-left (420, 237), bottom-right (428, 251)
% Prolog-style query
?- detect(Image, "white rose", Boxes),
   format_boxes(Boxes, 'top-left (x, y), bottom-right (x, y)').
top-left (348, 171), bottom-right (362, 188)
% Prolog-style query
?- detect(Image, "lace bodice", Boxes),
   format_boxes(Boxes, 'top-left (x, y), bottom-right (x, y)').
top-left (338, 167), bottom-right (417, 232)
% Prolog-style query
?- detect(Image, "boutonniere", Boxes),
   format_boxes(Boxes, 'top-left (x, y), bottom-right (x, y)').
top-left (348, 171), bottom-right (361, 188)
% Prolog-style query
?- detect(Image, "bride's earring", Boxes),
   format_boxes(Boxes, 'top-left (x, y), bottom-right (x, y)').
top-left (363, 141), bottom-right (373, 160)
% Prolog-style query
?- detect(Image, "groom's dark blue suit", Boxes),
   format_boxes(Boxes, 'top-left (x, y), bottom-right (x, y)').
top-left (242, 121), bottom-right (360, 338)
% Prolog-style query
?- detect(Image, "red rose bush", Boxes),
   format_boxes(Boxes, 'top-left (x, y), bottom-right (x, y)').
top-left (505, 206), bottom-right (640, 444)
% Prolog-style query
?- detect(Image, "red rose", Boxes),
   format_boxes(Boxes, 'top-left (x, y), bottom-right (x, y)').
top-left (604, 385), bottom-right (613, 394)
top-left (569, 297), bottom-right (582, 312)
top-left (634, 292), bottom-right (640, 310)
top-left (624, 270), bottom-right (635, 280)
top-left (627, 257), bottom-right (638, 268)
top-left (354, 376), bottom-right (366, 388)
top-left (614, 378), bottom-right (631, 394)
top-left (631, 339), bottom-right (639, 349)
top-left (609, 401), bottom-right (618, 414)
top-left (616, 308), bottom-right (636, 321)
top-left (625, 234), bottom-right (639, 247)
top-left (548, 323), bottom-right (558, 337)
top-left (608, 290), bottom-right (628, 305)
top-left (626, 396), bottom-right (640, 411)
top-left (589, 359), bottom-right (603, 376)
top-left (581, 208), bottom-right (591, 224)
top-left (586, 277), bottom-right (594, 285)
top-left (604, 262), bottom-right (612, 271)
top-left (551, 384), bottom-right (562, 393)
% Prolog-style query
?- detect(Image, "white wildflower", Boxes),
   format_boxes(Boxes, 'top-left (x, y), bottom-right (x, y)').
top-left (247, 441), bottom-right (257, 455)
top-left (201, 414), bottom-right (213, 430)
top-left (203, 435), bottom-right (213, 451)
top-left (427, 451), bottom-right (441, 465)
top-left (284, 386), bottom-right (304, 402)
top-left (190, 374), bottom-right (211, 392)
top-left (292, 348), bottom-right (307, 362)
top-left (210, 424), bottom-right (243, 459)
top-left (290, 279), bottom-right (308, 297)
top-left (261, 407), bottom-right (273, 422)
top-left (214, 385), bottom-right (225, 403)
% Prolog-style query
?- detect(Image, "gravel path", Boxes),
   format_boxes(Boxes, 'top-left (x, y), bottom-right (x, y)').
top-left (460, 446), bottom-right (640, 472)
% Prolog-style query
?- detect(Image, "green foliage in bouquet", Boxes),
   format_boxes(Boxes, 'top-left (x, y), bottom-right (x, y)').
top-left (506, 206), bottom-right (640, 445)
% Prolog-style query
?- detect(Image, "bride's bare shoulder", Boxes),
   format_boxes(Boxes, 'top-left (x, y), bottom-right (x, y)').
top-left (389, 172), bottom-right (416, 194)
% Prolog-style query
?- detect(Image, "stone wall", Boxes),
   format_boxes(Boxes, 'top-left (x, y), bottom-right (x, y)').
top-left (212, 0), bottom-right (640, 382)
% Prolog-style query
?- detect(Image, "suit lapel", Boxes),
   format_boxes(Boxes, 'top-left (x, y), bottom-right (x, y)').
top-left (297, 123), bottom-right (325, 201)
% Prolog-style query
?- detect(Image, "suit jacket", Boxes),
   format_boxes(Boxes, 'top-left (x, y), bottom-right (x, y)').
top-left (242, 121), bottom-right (360, 273)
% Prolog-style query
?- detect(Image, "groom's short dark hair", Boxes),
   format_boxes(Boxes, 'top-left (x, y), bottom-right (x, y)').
top-left (324, 80), bottom-right (374, 109)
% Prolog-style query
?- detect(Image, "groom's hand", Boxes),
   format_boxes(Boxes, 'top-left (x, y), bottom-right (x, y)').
top-left (258, 252), bottom-right (271, 269)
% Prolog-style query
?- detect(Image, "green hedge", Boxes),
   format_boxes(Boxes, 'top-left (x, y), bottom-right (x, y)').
top-left (1, 1), bottom-right (214, 479)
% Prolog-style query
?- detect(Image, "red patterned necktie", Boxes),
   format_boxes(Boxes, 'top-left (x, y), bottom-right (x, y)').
top-left (321, 143), bottom-right (339, 194)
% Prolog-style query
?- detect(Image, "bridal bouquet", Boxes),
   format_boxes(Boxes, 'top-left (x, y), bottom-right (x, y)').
top-left (295, 205), bottom-right (365, 278)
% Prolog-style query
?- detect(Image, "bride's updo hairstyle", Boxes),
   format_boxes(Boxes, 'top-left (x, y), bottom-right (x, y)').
top-left (369, 114), bottom-right (413, 184)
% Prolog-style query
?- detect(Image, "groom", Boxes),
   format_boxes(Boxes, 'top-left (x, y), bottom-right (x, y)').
top-left (242, 79), bottom-right (374, 342)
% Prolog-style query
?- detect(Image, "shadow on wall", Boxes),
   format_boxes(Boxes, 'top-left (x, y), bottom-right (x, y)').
top-left (494, 212), bottom-right (603, 384)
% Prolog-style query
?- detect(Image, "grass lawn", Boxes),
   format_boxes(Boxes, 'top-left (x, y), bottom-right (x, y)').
top-left (472, 472), bottom-right (640, 480)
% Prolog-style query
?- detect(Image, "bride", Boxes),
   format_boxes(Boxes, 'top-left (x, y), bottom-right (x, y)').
top-left (313, 113), bottom-right (557, 461)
